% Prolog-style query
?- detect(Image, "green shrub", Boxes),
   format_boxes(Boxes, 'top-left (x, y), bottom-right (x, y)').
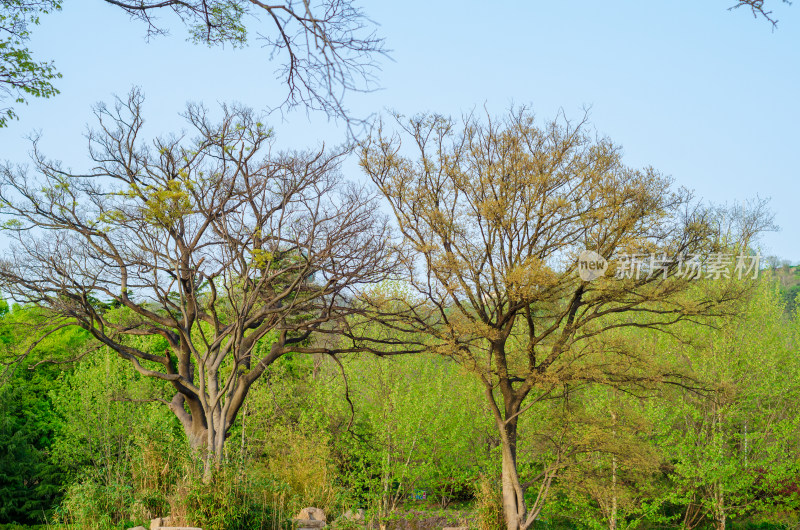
top-left (475, 475), bottom-right (504, 530)
top-left (169, 465), bottom-right (290, 530)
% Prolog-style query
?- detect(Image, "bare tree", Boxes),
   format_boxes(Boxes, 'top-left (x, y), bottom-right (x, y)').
top-left (101, 0), bottom-right (386, 129)
top-left (3, 1), bottom-right (791, 126)
top-left (359, 108), bottom-right (775, 530)
top-left (729, 0), bottom-right (792, 27)
top-left (0, 88), bottom-right (400, 481)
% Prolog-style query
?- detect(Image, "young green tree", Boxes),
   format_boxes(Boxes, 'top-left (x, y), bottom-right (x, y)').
top-left (650, 281), bottom-right (800, 530)
top-left (359, 107), bottom-right (774, 530)
top-left (544, 384), bottom-right (664, 530)
top-left (0, 89), bottom-right (400, 481)
top-left (319, 352), bottom-right (491, 516)
top-left (49, 347), bottom-right (181, 526)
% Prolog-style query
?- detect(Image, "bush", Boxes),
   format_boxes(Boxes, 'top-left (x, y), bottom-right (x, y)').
top-left (170, 465), bottom-right (290, 530)
top-left (475, 475), bottom-right (504, 530)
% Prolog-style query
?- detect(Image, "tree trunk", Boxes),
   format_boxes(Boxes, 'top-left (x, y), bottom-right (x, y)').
top-left (713, 402), bottom-right (726, 530)
top-left (714, 481), bottom-right (726, 530)
top-left (200, 415), bottom-right (224, 484)
top-left (500, 418), bottom-right (522, 530)
top-left (170, 393), bottom-right (230, 484)
top-left (610, 407), bottom-right (618, 530)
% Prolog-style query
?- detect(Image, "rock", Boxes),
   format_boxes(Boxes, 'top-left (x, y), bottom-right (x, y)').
top-left (149, 517), bottom-right (203, 530)
top-left (128, 527), bottom-right (147, 530)
top-left (295, 507), bottom-right (327, 529)
top-left (298, 507), bottom-right (327, 522)
top-left (151, 517), bottom-right (175, 530)
top-left (294, 519), bottom-right (328, 530)
top-left (332, 508), bottom-right (366, 529)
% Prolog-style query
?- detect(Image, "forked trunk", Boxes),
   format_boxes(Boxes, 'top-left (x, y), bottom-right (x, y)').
top-left (185, 419), bottom-right (225, 483)
top-left (173, 395), bottom-right (230, 483)
top-left (496, 404), bottom-right (555, 530)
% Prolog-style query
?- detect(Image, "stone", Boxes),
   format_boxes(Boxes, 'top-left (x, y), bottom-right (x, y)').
top-left (298, 507), bottom-right (327, 522)
top-left (150, 518), bottom-right (176, 530)
top-left (295, 521), bottom-right (326, 530)
top-left (128, 527), bottom-right (147, 530)
top-left (149, 517), bottom-right (203, 530)
top-left (295, 507), bottom-right (328, 529)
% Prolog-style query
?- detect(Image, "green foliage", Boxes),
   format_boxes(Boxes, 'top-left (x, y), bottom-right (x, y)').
top-left (767, 264), bottom-right (800, 315)
top-left (543, 387), bottom-right (663, 530)
top-left (0, 364), bottom-right (64, 523)
top-left (2, 275), bottom-right (800, 529)
top-left (49, 349), bottom-right (177, 474)
top-left (524, 279), bottom-right (800, 530)
top-left (784, 284), bottom-right (800, 315)
top-left (0, 303), bottom-right (88, 524)
top-left (234, 352), bottom-right (355, 517)
top-left (651, 281), bottom-right (800, 526)
top-left (160, 465), bottom-right (289, 530)
top-left (187, 1), bottom-right (247, 47)
top-left (47, 347), bottom-right (339, 528)
top-left (313, 352), bottom-right (492, 515)
top-left (0, 0), bottom-right (61, 127)
top-left (46, 348), bottom-right (182, 527)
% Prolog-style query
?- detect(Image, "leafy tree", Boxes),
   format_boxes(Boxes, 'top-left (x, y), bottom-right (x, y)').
top-left (0, 89), bottom-right (401, 481)
top-left (649, 281), bottom-right (800, 530)
top-left (546, 386), bottom-right (662, 530)
top-left (322, 352), bottom-right (492, 515)
top-left (359, 107), bottom-right (774, 530)
top-left (0, 0), bottom-right (61, 127)
top-left (0, 302), bottom-right (85, 524)
top-left (0, 366), bottom-right (64, 523)
top-left (49, 347), bottom-right (181, 526)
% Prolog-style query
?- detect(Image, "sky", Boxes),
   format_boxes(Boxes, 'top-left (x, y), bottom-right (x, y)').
top-left (2, 0), bottom-right (798, 262)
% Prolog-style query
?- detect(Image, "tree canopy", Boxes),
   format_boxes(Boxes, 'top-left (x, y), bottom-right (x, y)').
top-left (0, 0), bottom-right (61, 128)
top-left (0, 89), bottom-right (400, 479)
top-left (359, 107), bottom-right (776, 530)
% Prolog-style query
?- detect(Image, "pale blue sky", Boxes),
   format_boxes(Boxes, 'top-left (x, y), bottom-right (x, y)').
top-left (2, 1), bottom-right (798, 261)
